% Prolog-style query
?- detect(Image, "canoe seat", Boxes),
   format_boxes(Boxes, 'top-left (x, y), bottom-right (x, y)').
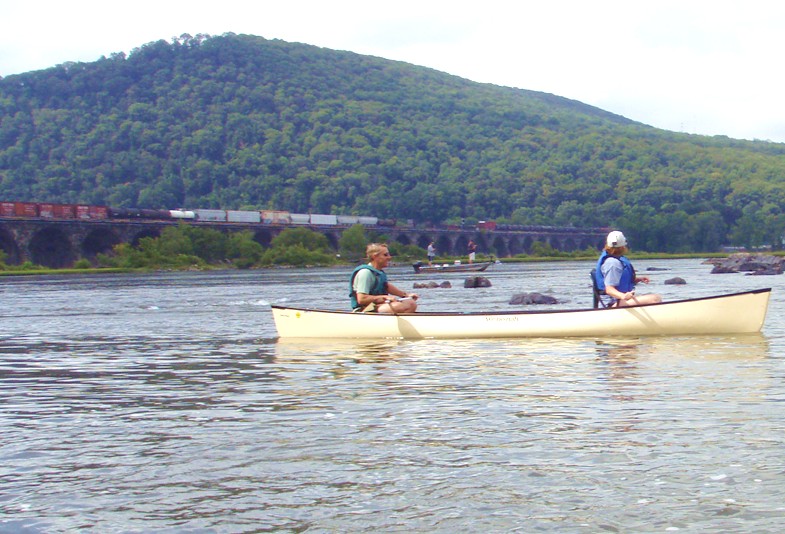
top-left (590, 268), bottom-right (612, 309)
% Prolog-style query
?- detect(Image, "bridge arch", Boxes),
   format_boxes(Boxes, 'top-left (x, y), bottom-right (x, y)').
top-left (489, 235), bottom-right (509, 257)
top-left (506, 236), bottom-right (523, 256)
top-left (454, 235), bottom-right (469, 257)
top-left (131, 228), bottom-right (162, 246)
top-left (562, 237), bottom-right (579, 252)
top-left (0, 227), bottom-right (21, 264)
top-left (253, 228), bottom-right (275, 248)
top-left (435, 235), bottom-right (453, 256)
top-left (416, 235), bottom-right (432, 249)
top-left (322, 232), bottom-right (339, 250)
top-left (522, 235), bottom-right (535, 254)
top-left (392, 232), bottom-right (412, 247)
top-left (81, 228), bottom-right (122, 260)
top-left (29, 226), bottom-right (75, 268)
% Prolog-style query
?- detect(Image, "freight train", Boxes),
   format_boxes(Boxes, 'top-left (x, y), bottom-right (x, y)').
top-left (0, 201), bottom-right (403, 228)
top-left (0, 200), bottom-right (604, 234)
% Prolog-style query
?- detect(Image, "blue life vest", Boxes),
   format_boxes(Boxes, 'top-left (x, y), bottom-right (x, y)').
top-left (594, 251), bottom-right (636, 293)
top-left (349, 264), bottom-right (388, 309)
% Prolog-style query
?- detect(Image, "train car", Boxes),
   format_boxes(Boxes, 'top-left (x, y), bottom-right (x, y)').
top-left (39, 203), bottom-right (76, 219)
top-left (290, 213), bottom-right (311, 225)
top-left (76, 205), bottom-right (91, 219)
top-left (107, 207), bottom-right (171, 220)
top-left (477, 220), bottom-right (497, 231)
top-left (358, 216), bottom-right (378, 226)
top-left (337, 215), bottom-right (360, 225)
top-left (0, 202), bottom-right (15, 217)
top-left (87, 206), bottom-right (109, 220)
top-left (108, 207), bottom-right (138, 219)
top-left (193, 209), bottom-right (227, 222)
top-left (139, 209), bottom-right (172, 220)
top-left (310, 214), bottom-right (338, 226)
top-left (227, 210), bottom-right (261, 223)
top-left (170, 209), bottom-right (196, 220)
top-left (0, 202), bottom-right (38, 217)
top-left (262, 210), bottom-right (291, 224)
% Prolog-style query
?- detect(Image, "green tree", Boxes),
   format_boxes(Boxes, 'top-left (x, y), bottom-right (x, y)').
top-left (227, 231), bottom-right (264, 268)
top-left (338, 224), bottom-right (367, 260)
top-left (271, 227), bottom-right (331, 252)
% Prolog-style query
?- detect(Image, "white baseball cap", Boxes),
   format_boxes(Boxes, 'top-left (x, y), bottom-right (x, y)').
top-left (606, 231), bottom-right (628, 248)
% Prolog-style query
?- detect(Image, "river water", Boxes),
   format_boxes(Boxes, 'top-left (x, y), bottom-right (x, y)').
top-left (2, 259), bottom-right (785, 533)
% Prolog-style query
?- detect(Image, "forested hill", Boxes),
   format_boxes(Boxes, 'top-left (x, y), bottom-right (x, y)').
top-left (1, 33), bottom-right (785, 252)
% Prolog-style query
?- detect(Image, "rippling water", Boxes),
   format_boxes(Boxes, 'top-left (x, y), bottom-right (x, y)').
top-left (2, 260), bottom-right (785, 532)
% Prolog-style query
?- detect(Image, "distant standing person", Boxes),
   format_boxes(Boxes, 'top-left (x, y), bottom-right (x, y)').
top-left (467, 240), bottom-right (477, 264)
top-left (350, 243), bottom-right (419, 313)
top-left (427, 242), bottom-right (436, 265)
top-left (594, 231), bottom-right (662, 307)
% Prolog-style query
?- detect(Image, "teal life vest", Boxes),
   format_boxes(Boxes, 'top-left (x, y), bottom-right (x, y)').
top-left (594, 251), bottom-right (636, 293)
top-left (349, 264), bottom-right (388, 310)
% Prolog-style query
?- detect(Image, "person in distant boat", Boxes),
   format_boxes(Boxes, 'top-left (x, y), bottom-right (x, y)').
top-left (595, 231), bottom-right (662, 307)
top-left (467, 240), bottom-right (477, 264)
top-left (350, 243), bottom-right (418, 313)
top-left (427, 242), bottom-right (436, 266)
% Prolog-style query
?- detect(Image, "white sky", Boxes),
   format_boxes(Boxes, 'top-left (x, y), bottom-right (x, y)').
top-left (2, 0), bottom-right (785, 142)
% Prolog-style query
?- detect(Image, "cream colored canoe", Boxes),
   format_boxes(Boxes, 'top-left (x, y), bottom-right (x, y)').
top-left (271, 288), bottom-right (771, 339)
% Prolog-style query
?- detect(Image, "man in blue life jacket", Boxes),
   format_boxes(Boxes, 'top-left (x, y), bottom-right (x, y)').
top-left (350, 243), bottom-right (419, 313)
top-left (595, 231), bottom-right (662, 307)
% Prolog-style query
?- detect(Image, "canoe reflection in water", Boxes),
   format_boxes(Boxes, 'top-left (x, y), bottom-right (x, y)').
top-left (594, 333), bottom-right (771, 421)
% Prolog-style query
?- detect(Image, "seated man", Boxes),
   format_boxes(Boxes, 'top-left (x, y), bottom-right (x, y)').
top-left (350, 243), bottom-right (418, 313)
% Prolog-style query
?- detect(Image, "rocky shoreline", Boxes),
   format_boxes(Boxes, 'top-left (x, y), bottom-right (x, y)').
top-left (705, 253), bottom-right (784, 275)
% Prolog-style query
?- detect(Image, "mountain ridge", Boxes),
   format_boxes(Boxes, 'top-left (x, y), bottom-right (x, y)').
top-left (1, 33), bottom-right (784, 251)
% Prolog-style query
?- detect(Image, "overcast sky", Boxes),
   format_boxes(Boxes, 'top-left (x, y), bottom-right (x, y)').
top-left (2, 0), bottom-right (785, 142)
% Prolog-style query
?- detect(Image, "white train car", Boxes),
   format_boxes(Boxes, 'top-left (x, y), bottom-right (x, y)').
top-left (337, 215), bottom-right (360, 225)
top-left (193, 209), bottom-right (227, 222)
top-left (170, 210), bottom-right (196, 219)
top-left (310, 214), bottom-right (338, 225)
top-left (227, 210), bottom-right (261, 223)
top-left (290, 213), bottom-right (311, 225)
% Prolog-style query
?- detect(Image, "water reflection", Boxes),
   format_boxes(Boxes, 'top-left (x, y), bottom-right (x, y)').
top-left (275, 333), bottom-right (771, 363)
top-left (595, 333), bottom-right (770, 362)
top-left (274, 338), bottom-right (407, 363)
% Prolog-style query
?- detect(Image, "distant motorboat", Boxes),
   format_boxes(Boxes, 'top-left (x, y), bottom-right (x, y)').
top-left (412, 260), bottom-right (494, 274)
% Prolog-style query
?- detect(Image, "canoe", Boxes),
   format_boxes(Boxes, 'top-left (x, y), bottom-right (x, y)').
top-left (271, 288), bottom-right (771, 339)
top-left (412, 260), bottom-right (494, 274)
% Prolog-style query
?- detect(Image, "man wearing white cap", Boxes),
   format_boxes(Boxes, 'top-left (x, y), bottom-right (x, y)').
top-left (594, 231), bottom-right (662, 307)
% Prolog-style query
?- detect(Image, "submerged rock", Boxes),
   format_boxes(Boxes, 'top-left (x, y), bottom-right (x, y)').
top-left (664, 277), bottom-right (687, 285)
top-left (509, 292), bottom-right (559, 305)
top-left (464, 276), bottom-right (492, 288)
top-left (413, 281), bottom-right (452, 289)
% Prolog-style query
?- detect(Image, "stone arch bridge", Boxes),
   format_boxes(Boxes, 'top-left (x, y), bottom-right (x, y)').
top-left (0, 218), bottom-right (607, 268)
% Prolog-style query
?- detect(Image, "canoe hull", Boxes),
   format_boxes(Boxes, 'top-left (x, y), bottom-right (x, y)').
top-left (271, 288), bottom-right (771, 339)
